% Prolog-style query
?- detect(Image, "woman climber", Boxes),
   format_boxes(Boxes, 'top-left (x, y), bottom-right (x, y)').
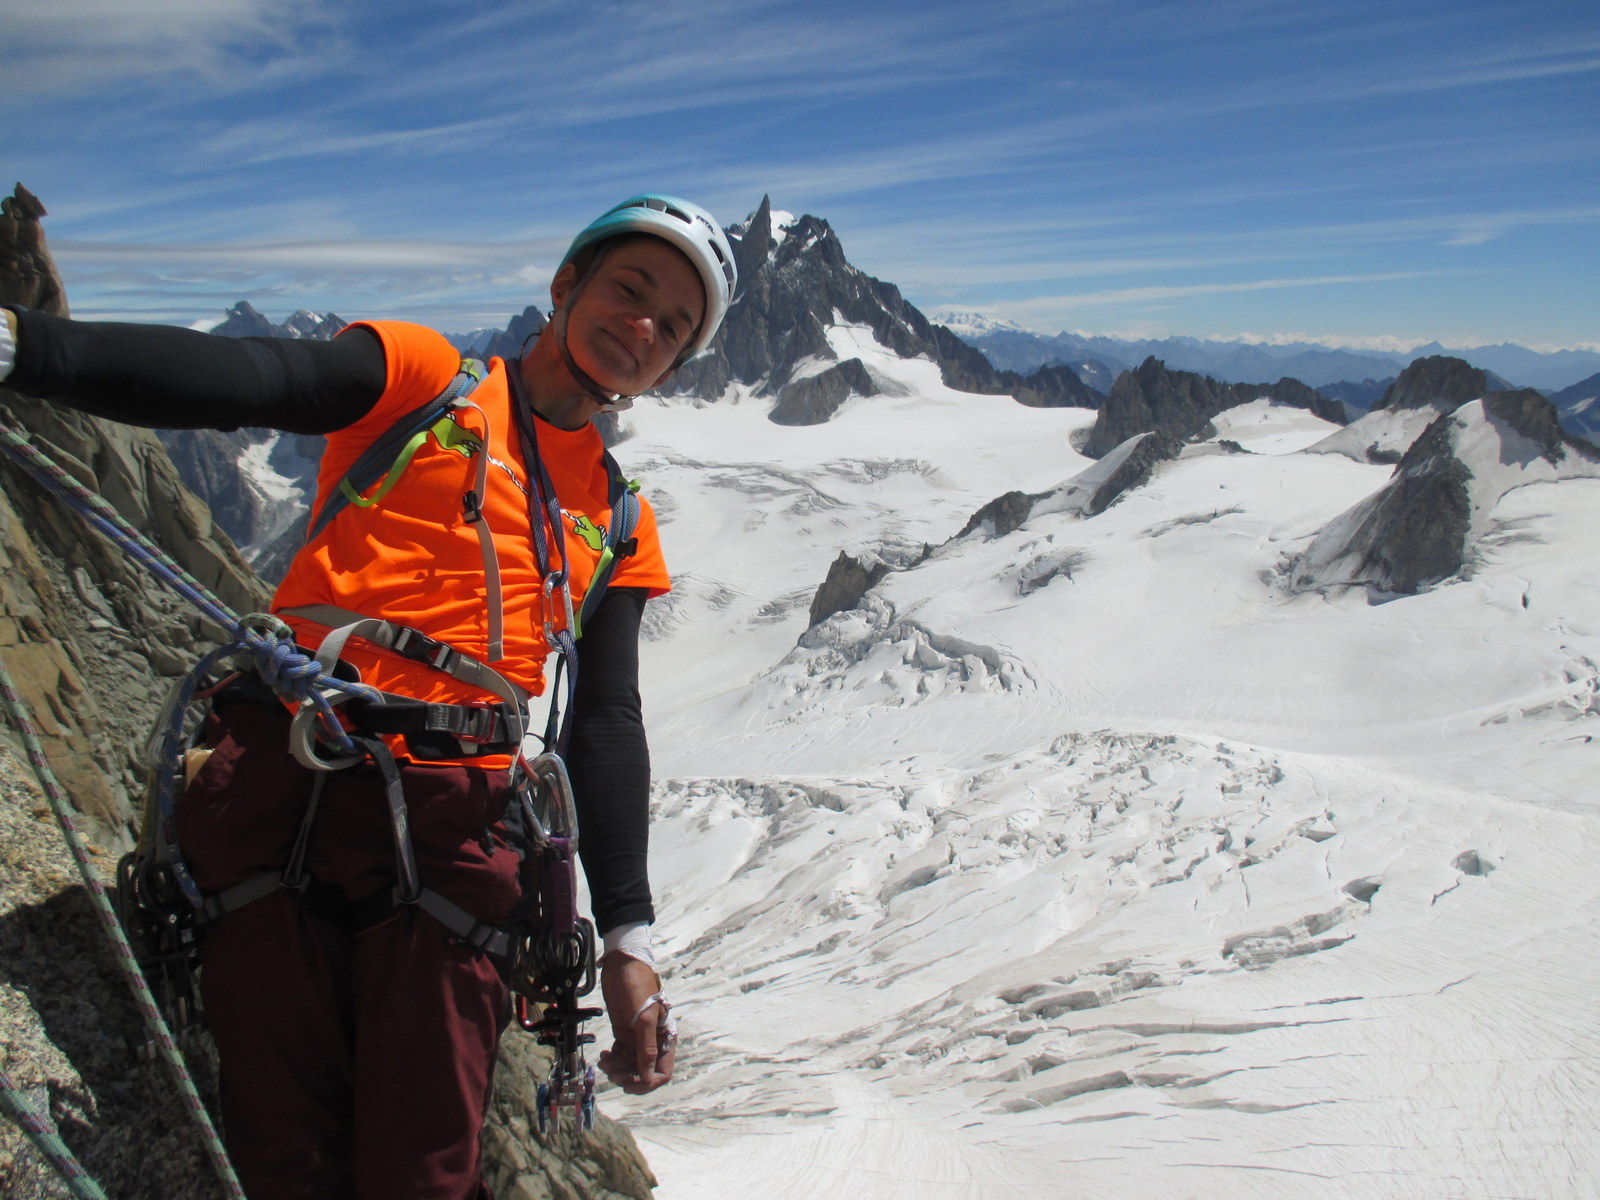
top-left (0, 193), bottom-right (736, 1200)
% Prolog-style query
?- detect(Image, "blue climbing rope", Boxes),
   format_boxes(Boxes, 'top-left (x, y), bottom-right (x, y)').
top-left (0, 422), bottom-right (382, 906)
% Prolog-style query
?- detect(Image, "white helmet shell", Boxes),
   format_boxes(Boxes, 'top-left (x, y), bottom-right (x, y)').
top-left (559, 194), bottom-right (737, 360)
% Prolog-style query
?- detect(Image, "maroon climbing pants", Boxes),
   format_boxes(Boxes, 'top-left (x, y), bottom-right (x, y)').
top-left (178, 699), bottom-right (525, 1200)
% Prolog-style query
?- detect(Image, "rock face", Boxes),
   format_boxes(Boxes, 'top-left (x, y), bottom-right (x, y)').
top-left (1055, 430), bottom-right (1186, 518)
top-left (808, 551), bottom-right (892, 627)
top-left (1305, 354), bottom-right (1523, 467)
top-left (1, 182), bottom-right (274, 1197)
top-left (770, 358), bottom-right (878, 426)
top-left (0, 184), bottom-right (68, 317)
top-left (1373, 355), bottom-right (1511, 412)
top-left (1083, 358), bottom-right (1343, 459)
top-left (666, 195), bottom-right (1103, 419)
top-left (0, 184), bottom-right (271, 848)
top-left (0, 185), bottom-right (657, 1200)
top-left (1291, 390), bottom-right (1600, 595)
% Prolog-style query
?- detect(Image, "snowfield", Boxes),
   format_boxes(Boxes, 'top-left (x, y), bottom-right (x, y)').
top-left (598, 335), bottom-right (1599, 1199)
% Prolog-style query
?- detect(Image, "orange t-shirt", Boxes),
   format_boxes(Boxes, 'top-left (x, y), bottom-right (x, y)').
top-left (272, 321), bottom-right (670, 710)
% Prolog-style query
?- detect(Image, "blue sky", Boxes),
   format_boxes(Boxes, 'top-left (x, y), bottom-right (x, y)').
top-left (5, 0), bottom-right (1596, 349)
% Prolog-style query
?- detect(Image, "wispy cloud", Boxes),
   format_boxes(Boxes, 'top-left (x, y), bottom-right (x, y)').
top-left (3, 0), bottom-right (339, 92)
top-left (187, 114), bottom-right (525, 169)
top-left (9, 0), bottom-right (1594, 347)
top-left (1001, 271), bottom-right (1447, 316)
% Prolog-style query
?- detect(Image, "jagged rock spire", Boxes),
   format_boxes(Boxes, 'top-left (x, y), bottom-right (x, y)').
top-left (665, 200), bottom-right (1100, 420)
top-left (0, 182), bottom-right (69, 316)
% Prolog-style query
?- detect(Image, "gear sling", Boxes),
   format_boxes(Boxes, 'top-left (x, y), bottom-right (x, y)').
top-left (116, 356), bottom-right (642, 1134)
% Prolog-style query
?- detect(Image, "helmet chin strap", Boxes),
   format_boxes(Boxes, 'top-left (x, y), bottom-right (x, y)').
top-left (552, 301), bottom-right (636, 414)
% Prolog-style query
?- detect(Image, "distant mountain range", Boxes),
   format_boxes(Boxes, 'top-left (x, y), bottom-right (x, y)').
top-left (933, 313), bottom-right (1600, 394)
top-left (178, 207), bottom-right (1599, 572)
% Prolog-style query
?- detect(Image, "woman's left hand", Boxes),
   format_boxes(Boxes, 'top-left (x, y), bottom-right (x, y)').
top-left (596, 951), bottom-right (675, 1094)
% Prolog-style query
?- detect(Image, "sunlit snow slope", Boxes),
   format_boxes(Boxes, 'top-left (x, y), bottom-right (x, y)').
top-left (602, 328), bottom-right (1599, 1199)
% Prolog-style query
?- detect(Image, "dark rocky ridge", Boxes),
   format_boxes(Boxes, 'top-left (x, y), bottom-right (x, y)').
top-left (212, 299), bottom-right (346, 341)
top-left (1083, 357), bottom-right (1346, 459)
top-left (808, 551), bottom-right (892, 627)
top-left (1315, 413), bottom-right (1475, 594)
top-left (0, 184), bottom-right (655, 1200)
top-left (667, 196), bottom-right (1103, 420)
top-left (1373, 355), bottom-right (1513, 413)
top-left (769, 358), bottom-right (878, 426)
top-left (1292, 387), bottom-right (1600, 596)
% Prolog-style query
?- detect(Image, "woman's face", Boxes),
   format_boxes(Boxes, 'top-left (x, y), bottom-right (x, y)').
top-left (553, 237), bottom-right (707, 396)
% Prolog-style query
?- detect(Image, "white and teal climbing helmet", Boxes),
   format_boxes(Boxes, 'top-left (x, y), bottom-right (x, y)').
top-left (559, 194), bottom-right (737, 360)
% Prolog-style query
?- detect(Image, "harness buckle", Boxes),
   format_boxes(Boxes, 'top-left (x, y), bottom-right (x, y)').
top-left (391, 626), bottom-right (459, 674)
top-left (462, 489), bottom-right (484, 524)
top-left (455, 700), bottom-right (504, 746)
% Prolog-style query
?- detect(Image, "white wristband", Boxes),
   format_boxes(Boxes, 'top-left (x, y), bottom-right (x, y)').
top-left (602, 921), bottom-right (655, 967)
top-left (0, 309), bottom-right (16, 383)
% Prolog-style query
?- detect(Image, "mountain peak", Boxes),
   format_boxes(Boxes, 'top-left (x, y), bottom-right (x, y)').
top-left (1373, 355), bottom-right (1506, 413)
top-left (931, 311), bottom-right (1027, 337)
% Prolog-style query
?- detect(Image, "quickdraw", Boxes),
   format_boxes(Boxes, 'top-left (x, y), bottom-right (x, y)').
top-left (511, 754), bottom-right (602, 1133)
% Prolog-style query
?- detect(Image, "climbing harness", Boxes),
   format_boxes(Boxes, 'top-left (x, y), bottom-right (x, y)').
top-left (0, 352), bottom-right (645, 1162)
top-left (287, 353), bottom-right (641, 1129)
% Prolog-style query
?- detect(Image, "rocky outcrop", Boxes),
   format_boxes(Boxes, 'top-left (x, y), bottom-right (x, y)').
top-left (0, 184), bottom-right (68, 317)
top-left (1298, 416), bottom-right (1473, 594)
top-left (808, 551), bottom-right (891, 627)
top-left (1373, 355), bottom-right (1509, 413)
top-left (957, 490), bottom-right (1048, 540)
top-left (1084, 358), bottom-right (1344, 459)
top-left (1291, 390), bottom-right (1600, 595)
top-left (1235, 377), bottom-right (1345, 424)
top-left (932, 325), bottom-right (1100, 409)
top-left (1064, 431), bottom-right (1185, 517)
top-left (1084, 359), bottom-right (1232, 458)
top-left (1009, 362), bottom-right (1104, 410)
top-left (770, 358), bottom-right (878, 426)
top-left (945, 425), bottom-right (1187, 545)
top-left (1305, 355), bottom-right (1527, 466)
top-left (1316, 376), bottom-right (1394, 418)
top-left (1, 183), bottom-right (274, 1197)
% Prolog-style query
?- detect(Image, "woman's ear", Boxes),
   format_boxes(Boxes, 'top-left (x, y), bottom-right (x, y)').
top-left (550, 262), bottom-right (579, 313)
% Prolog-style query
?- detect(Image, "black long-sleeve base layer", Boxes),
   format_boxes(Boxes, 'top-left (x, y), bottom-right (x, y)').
top-left (3, 304), bottom-right (655, 932)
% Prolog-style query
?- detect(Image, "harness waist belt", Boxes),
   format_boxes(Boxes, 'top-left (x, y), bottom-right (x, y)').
top-left (344, 694), bottom-right (523, 754)
top-left (277, 604), bottom-right (532, 707)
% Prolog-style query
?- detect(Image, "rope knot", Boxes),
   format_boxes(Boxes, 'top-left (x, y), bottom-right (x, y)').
top-left (232, 614), bottom-right (331, 702)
